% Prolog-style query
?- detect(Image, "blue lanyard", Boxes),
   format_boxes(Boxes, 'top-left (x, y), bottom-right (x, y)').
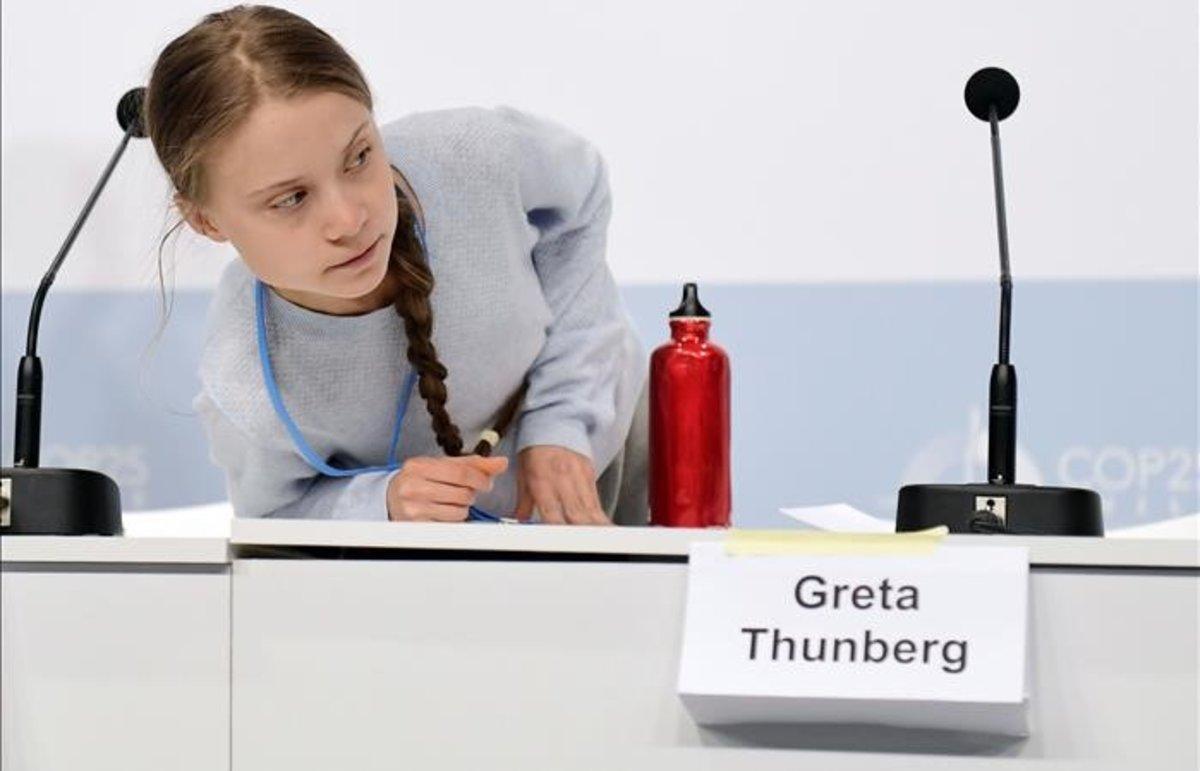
top-left (254, 279), bottom-right (418, 476)
top-left (253, 221), bottom-right (508, 522)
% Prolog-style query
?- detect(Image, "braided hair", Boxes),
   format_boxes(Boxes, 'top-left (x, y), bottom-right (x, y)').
top-left (387, 180), bottom-right (470, 456)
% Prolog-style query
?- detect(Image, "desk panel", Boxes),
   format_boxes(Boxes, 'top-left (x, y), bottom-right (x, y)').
top-left (232, 557), bottom-right (1198, 769)
top-left (1, 563), bottom-right (230, 771)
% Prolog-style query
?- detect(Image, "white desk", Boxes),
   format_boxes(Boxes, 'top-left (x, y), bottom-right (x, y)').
top-left (230, 522), bottom-right (1199, 770)
top-left (3, 525), bottom-right (1197, 770)
top-left (1, 536), bottom-right (230, 771)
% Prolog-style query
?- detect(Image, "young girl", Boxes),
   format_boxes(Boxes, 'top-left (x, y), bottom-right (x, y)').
top-left (144, 4), bottom-right (648, 525)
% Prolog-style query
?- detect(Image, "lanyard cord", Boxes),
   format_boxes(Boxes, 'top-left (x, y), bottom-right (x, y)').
top-left (255, 279), bottom-right (418, 477)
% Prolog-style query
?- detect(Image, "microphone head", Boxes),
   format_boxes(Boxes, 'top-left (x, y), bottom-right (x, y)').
top-left (964, 67), bottom-right (1020, 122)
top-left (117, 87), bottom-right (147, 138)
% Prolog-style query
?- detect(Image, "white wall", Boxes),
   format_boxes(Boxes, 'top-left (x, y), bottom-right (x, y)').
top-left (2, 0), bottom-right (1196, 292)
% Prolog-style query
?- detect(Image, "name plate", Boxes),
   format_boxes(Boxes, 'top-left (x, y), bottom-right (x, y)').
top-left (678, 541), bottom-right (1030, 735)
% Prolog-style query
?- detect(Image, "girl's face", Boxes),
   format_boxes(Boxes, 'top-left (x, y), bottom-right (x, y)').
top-left (180, 91), bottom-right (399, 315)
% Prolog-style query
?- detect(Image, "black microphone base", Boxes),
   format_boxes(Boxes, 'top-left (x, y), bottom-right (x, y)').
top-left (896, 483), bottom-right (1103, 536)
top-left (0, 467), bottom-right (122, 535)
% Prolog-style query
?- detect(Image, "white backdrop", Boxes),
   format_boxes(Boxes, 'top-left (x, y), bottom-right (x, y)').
top-left (2, 0), bottom-right (1196, 292)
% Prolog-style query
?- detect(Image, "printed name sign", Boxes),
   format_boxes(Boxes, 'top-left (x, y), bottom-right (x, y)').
top-left (678, 542), bottom-right (1030, 735)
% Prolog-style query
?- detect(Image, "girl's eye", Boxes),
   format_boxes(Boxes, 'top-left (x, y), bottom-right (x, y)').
top-left (350, 146), bottom-right (372, 168)
top-left (270, 147), bottom-right (371, 212)
top-left (273, 191), bottom-right (305, 210)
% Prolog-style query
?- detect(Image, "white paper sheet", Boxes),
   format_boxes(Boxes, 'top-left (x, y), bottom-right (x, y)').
top-left (1108, 512), bottom-right (1199, 539)
top-left (779, 503), bottom-right (893, 533)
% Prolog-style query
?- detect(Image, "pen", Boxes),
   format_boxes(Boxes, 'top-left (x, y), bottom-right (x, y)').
top-left (460, 381), bottom-right (531, 525)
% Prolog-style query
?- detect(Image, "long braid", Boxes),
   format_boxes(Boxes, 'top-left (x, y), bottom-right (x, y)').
top-left (388, 180), bottom-right (467, 457)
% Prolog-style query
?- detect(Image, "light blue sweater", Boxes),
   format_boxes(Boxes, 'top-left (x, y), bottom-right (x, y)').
top-left (194, 106), bottom-right (647, 519)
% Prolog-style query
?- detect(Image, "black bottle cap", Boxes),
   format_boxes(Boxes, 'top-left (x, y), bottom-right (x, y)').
top-left (669, 282), bottom-right (711, 318)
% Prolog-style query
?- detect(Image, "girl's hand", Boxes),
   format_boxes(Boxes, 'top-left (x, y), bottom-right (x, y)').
top-left (387, 455), bottom-right (508, 522)
top-left (514, 445), bottom-right (610, 525)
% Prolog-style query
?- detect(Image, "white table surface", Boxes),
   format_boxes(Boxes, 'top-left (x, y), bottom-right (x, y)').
top-left (4, 519), bottom-right (1196, 568)
top-left (0, 535), bottom-right (229, 564)
top-left (229, 519), bottom-right (1200, 568)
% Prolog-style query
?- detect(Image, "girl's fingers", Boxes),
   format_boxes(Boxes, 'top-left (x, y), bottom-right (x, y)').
top-left (391, 455), bottom-right (515, 522)
top-left (393, 501), bottom-right (470, 522)
top-left (561, 485), bottom-right (593, 525)
top-left (556, 475), bottom-right (601, 526)
top-left (571, 465), bottom-right (609, 526)
top-left (409, 456), bottom-right (500, 492)
top-left (567, 461), bottom-right (608, 525)
top-left (514, 475), bottom-right (534, 521)
top-left (411, 479), bottom-right (477, 507)
top-left (521, 464), bottom-right (607, 526)
top-left (529, 480), bottom-right (566, 524)
top-left (421, 503), bottom-right (471, 522)
top-left (513, 449), bottom-right (612, 526)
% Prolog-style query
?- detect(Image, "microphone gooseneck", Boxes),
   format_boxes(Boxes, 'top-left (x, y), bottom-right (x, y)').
top-left (25, 87), bottom-right (146, 359)
top-left (989, 109), bottom-right (1012, 366)
top-left (13, 87), bottom-right (146, 468)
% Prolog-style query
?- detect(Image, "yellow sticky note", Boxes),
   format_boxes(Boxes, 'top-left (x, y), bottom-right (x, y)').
top-left (724, 527), bottom-right (949, 556)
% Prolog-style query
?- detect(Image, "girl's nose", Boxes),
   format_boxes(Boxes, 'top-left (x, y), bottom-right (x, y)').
top-left (324, 187), bottom-right (368, 241)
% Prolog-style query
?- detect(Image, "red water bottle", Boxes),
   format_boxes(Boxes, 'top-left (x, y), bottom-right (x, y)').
top-left (649, 283), bottom-right (731, 527)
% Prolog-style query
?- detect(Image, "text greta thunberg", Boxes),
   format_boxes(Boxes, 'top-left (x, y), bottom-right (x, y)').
top-left (740, 575), bottom-right (970, 675)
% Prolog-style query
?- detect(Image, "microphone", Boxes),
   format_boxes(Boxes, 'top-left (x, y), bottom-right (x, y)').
top-left (894, 68), bottom-right (1103, 536)
top-left (1, 87), bottom-right (148, 535)
top-left (966, 67), bottom-right (1019, 486)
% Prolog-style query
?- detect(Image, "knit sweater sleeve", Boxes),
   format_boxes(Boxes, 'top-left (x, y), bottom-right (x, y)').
top-left (499, 106), bottom-right (644, 466)
top-left (194, 389), bottom-right (395, 521)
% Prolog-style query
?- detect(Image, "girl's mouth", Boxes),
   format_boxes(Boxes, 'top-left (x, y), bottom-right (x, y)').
top-left (330, 236), bottom-right (382, 271)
